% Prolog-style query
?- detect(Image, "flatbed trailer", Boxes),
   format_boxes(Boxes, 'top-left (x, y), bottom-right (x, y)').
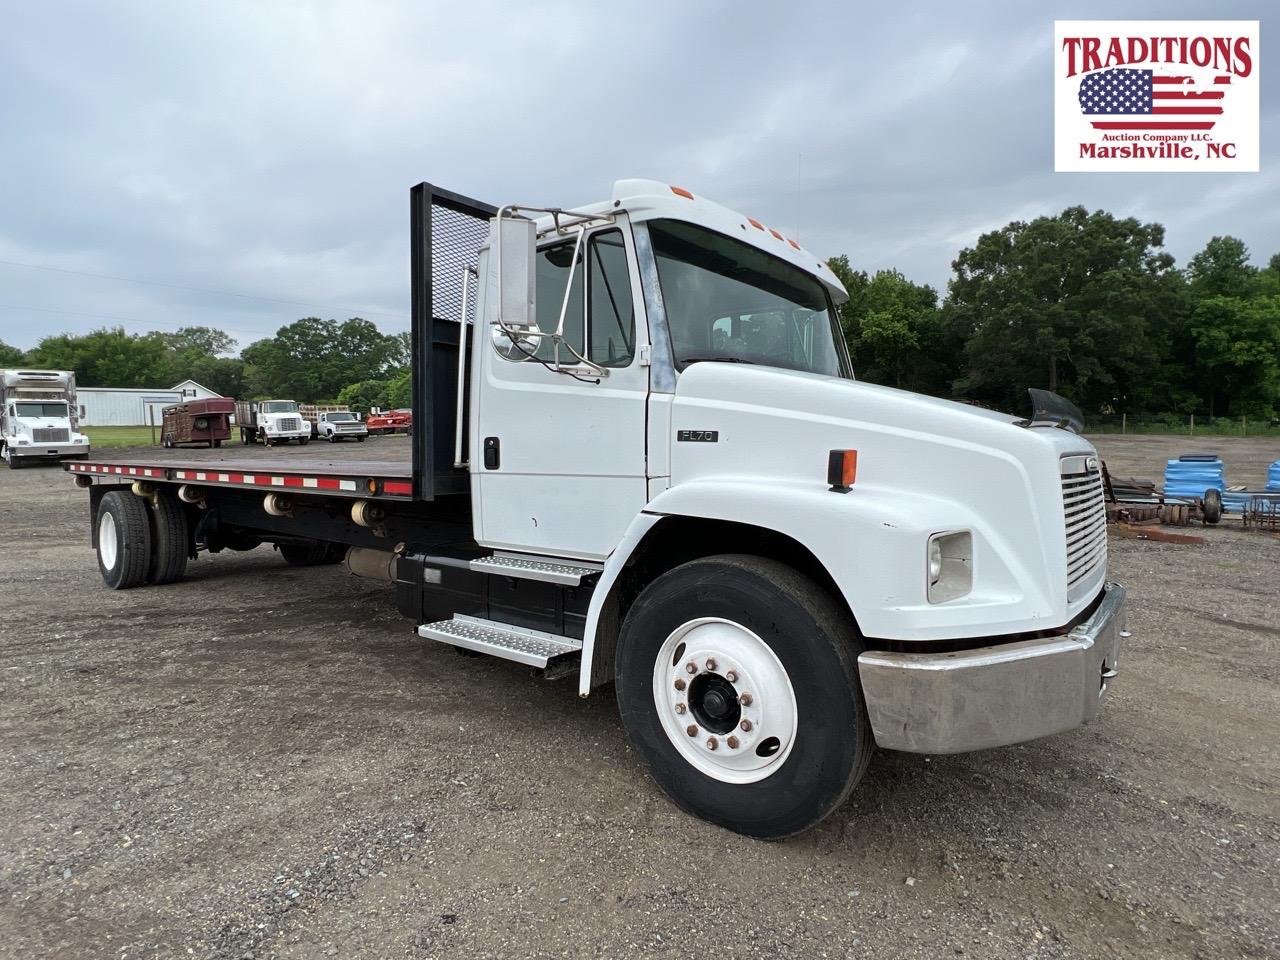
top-left (65, 179), bottom-right (1126, 839)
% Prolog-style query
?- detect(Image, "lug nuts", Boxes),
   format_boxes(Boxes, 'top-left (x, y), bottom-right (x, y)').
top-left (739, 693), bottom-right (754, 707)
top-left (705, 657), bottom-right (717, 671)
top-left (740, 719), bottom-right (753, 732)
top-left (725, 670), bottom-right (738, 683)
top-left (706, 737), bottom-right (718, 751)
top-left (685, 661), bottom-right (698, 675)
top-left (675, 703), bottom-right (686, 715)
top-left (727, 736), bottom-right (740, 749)
top-left (686, 724), bottom-right (698, 737)
top-left (674, 678), bottom-right (686, 691)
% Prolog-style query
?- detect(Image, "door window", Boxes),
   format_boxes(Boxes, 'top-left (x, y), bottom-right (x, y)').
top-left (527, 230), bottom-right (635, 368)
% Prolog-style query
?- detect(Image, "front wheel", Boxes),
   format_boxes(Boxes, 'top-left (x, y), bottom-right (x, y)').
top-left (299, 436), bottom-right (310, 446)
top-left (616, 554), bottom-right (873, 839)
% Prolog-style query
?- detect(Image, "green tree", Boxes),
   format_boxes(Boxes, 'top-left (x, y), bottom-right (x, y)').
top-left (26, 327), bottom-right (170, 387)
top-left (1186, 236), bottom-right (1257, 299)
top-left (0, 340), bottom-right (25, 365)
top-left (242, 317), bottom-right (399, 402)
top-left (158, 326), bottom-right (238, 357)
top-left (336, 378), bottom-right (392, 413)
top-left (944, 207), bottom-right (1178, 414)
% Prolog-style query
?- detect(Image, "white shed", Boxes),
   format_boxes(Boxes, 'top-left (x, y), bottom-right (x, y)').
top-left (77, 381), bottom-right (225, 426)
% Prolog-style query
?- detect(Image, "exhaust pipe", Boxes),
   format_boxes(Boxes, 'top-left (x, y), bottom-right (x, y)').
top-left (344, 547), bottom-right (398, 582)
top-left (178, 484), bottom-right (205, 504)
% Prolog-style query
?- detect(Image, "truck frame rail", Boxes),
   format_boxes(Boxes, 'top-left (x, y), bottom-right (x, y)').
top-left (68, 457), bottom-right (415, 499)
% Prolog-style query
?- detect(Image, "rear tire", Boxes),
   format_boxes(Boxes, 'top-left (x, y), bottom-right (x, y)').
top-left (97, 491), bottom-right (152, 589)
top-left (616, 554), bottom-right (873, 839)
top-left (147, 489), bottom-right (189, 585)
top-left (1202, 488), bottom-right (1223, 525)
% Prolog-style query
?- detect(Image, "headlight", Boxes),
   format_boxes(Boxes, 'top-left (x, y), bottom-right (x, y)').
top-left (927, 531), bottom-right (973, 603)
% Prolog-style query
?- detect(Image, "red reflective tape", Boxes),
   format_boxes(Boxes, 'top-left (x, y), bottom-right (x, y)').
top-left (253, 475), bottom-right (273, 486)
top-left (315, 477), bottom-right (342, 490)
top-left (227, 473), bottom-right (245, 484)
top-left (282, 476), bottom-right (305, 488)
top-left (383, 481), bottom-right (413, 496)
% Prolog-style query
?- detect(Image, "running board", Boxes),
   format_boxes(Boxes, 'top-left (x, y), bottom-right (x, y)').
top-left (469, 552), bottom-right (603, 586)
top-left (418, 615), bottom-right (582, 671)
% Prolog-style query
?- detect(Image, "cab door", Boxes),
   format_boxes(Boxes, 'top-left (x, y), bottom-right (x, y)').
top-left (472, 218), bottom-right (649, 561)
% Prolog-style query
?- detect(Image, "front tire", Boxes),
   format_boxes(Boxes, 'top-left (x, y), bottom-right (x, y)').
top-left (616, 554), bottom-right (873, 839)
top-left (97, 491), bottom-right (152, 589)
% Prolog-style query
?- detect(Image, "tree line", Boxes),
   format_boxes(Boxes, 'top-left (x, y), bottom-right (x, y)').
top-left (3, 207), bottom-right (1278, 419)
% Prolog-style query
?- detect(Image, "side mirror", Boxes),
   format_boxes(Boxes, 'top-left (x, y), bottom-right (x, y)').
top-left (493, 214), bottom-right (537, 331)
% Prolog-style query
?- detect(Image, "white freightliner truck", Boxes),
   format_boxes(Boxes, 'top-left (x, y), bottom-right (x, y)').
top-left (2, 369), bottom-right (91, 468)
top-left (65, 181), bottom-right (1126, 838)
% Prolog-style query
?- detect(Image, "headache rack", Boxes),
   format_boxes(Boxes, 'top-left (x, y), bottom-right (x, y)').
top-left (409, 183), bottom-right (497, 501)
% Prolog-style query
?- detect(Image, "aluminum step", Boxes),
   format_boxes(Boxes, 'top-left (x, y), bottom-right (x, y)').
top-left (418, 615), bottom-right (582, 670)
top-left (469, 552), bottom-right (603, 586)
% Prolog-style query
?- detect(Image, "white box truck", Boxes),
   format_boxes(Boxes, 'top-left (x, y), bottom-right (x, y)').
top-left (2, 369), bottom-right (91, 467)
top-left (64, 180), bottom-right (1126, 837)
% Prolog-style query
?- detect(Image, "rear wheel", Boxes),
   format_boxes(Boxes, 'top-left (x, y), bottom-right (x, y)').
top-left (1202, 488), bottom-right (1223, 525)
top-left (616, 554), bottom-right (873, 839)
top-left (147, 489), bottom-right (189, 585)
top-left (97, 491), bottom-right (152, 589)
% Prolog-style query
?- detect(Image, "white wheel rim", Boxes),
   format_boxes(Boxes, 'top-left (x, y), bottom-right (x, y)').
top-left (98, 510), bottom-right (119, 571)
top-left (652, 617), bottom-right (798, 784)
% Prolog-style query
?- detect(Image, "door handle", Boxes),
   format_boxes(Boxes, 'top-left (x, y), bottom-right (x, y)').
top-left (483, 437), bottom-right (500, 470)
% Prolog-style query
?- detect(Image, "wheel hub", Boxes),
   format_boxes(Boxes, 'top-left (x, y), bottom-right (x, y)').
top-left (652, 617), bottom-right (798, 784)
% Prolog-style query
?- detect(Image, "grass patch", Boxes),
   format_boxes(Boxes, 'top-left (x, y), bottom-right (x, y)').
top-left (84, 426), bottom-right (161, 448)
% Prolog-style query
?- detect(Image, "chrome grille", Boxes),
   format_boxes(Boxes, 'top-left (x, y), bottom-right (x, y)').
top-left (276, 417), bottom-right (302, 432)
top-left (33, 427), bottom-right (69, 442)
top-left (1062, 461), bottom-right (1107, 597)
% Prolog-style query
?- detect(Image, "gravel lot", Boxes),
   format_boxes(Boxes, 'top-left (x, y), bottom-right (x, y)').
top-left (1, 434), bottom-right (1277, 959)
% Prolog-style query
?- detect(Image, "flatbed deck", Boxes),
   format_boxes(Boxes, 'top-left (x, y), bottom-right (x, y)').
top-left (67, 457), bottom-right (416, 499)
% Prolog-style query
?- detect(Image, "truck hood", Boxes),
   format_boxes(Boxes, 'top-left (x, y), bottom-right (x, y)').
top-left (10, 416), bottom-right (75, 435)
top-left (667, 363), bottom-right (1101, 634)
top-left (671, 364), bottom-right (1091, 463)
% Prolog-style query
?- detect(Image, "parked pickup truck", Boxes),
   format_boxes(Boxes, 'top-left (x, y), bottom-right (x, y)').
top-left (300, 404), bottom-right (368, 442)
top-left (2, 368), bottom-right (91, 467)
top-left (234, 400), bottom-right (312, 446)
top-left (64, 180), bottom-right (1126, 838)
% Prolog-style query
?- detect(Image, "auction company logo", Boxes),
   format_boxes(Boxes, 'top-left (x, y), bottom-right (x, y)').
top-left (1054, 21), bottom-right (1259, 172)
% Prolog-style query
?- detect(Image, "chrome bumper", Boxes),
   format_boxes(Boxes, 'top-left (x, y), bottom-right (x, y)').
top-left (857, 582), bottom-right (1126, 754)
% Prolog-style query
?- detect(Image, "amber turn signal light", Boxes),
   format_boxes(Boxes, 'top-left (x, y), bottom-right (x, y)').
top-left (827, 450), bottom-right (857, 492)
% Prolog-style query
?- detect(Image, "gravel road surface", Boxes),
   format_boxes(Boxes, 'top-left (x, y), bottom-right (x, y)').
top-left (1, 434), bottom-right (1276, 959)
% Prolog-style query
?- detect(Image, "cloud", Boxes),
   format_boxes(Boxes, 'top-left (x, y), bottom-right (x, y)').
top-left (0, 0), bottom-right (1274, 352)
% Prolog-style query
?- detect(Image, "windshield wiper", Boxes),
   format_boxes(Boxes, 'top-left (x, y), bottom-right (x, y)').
top-left (682, 356), bottom-right (760, 366)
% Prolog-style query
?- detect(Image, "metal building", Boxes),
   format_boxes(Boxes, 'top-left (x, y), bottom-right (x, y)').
top-left (77, 381), bottom-right (223, 426)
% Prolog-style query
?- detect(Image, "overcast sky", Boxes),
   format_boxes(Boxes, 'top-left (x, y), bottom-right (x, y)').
top-left (1, 1), bottom-right (1275, 352)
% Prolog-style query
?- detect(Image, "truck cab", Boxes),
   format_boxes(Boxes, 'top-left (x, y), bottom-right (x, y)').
top-left (1, 369), bottom-right (90, 467)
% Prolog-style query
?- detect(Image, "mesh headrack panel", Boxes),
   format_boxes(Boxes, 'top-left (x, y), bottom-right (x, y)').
top-left (409, 183), bottom-right (498, 500)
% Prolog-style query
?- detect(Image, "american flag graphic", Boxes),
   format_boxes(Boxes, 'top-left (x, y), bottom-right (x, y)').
top-left (1078, 68), bottom-right (1230, 130)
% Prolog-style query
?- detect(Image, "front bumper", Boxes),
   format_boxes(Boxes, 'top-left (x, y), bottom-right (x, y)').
top-left (857, 582), bottom-right (1126, 754)
top-left (9, 442), bottom-right (90, 461)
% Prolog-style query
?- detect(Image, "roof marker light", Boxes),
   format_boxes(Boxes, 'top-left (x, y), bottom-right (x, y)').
top-left (769, 228), bottom-right (784, 241)
top-left (788, 239), bottom-right (801, 250)
top-left (670, 186), bottom-right (695, 200)
top-left (748, 217), bottom-right (765, 230)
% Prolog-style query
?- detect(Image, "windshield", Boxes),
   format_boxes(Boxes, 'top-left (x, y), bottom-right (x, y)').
top-left (329, 412), bottom-right (354, 421)
top-left (261, 401), bottom-right (299, 414)
top-left (648, 219), bottom-right (849, 378)
top-left (15, 401), bottom-right (68, 418)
